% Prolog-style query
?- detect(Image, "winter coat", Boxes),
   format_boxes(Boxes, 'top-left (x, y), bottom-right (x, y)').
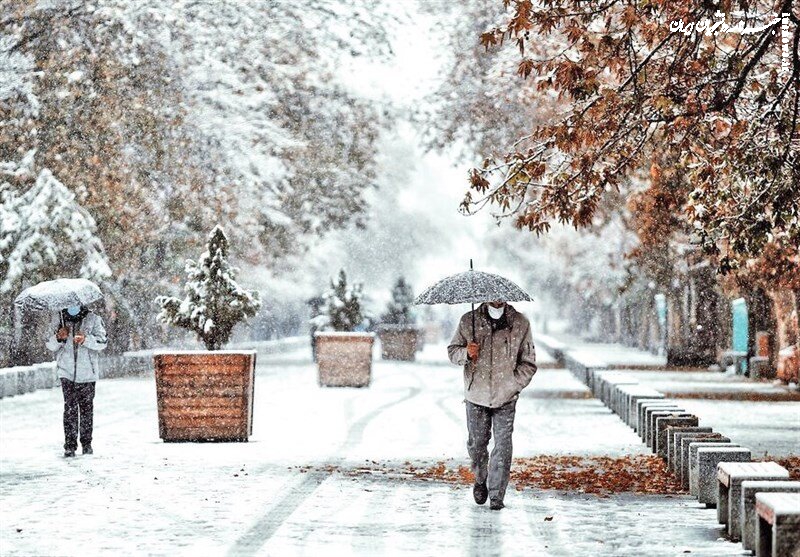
top-left (447, 303), bottom-right (537, 408)
top-left (45, 312), bottom-right (107, 383)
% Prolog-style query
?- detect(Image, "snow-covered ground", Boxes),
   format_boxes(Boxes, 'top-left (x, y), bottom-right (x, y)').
top-left (0, 345), bottom-right (767, 556)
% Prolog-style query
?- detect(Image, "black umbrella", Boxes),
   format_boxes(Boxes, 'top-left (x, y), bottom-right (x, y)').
top-left (414, 260), bottom-right (532, 341)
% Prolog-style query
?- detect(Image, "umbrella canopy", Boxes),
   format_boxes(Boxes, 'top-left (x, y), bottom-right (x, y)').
top-left (414, 270), bottom-right (532, 305)
top-left (14, 278), bottom-right (104, 313)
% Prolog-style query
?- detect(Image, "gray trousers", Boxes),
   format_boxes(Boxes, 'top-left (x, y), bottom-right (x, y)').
top-left (465, 398), bottom-right (517, 501)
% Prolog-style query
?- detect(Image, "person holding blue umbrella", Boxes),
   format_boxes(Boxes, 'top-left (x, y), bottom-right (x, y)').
top-left (415, 262), bottom-right (538, 510)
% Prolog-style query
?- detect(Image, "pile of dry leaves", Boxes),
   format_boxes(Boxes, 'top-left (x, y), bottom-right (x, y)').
top-left (303, 455), bottom-right (687, 497)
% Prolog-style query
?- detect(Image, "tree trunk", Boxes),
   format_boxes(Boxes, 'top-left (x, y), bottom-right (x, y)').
top-left (747, 287), bottom-right (778, 374)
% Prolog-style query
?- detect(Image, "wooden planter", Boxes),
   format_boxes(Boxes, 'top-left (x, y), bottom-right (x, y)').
top-left (154, 350), bottom-right (256, 442)
top-left (314, 332), bottom-right (374, 387)
top-left (377, 326), bottom-right (420, 361)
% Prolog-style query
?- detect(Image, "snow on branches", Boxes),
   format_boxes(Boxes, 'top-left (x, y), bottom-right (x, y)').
top-left (0, 153), bottom-right (111, 293)
top-left (311, 269), bottom-right (370, 333)
top-left (381, 276), bottom-right (416, 326)
top-left (156, 225), bottom-right (261, 351)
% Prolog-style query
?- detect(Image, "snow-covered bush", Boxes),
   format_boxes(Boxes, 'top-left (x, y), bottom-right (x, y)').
top-left (381, 276), bottom-right (416, 327)
top-left (312, 269), bottom-right (369, 332)
top-left (0, 156), bottom-right (112, 294)
top-left (156, 225), bottom-right (261, 351)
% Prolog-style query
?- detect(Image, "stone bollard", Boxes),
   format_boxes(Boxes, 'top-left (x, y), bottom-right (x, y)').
top-left (647, 410), bottom-right (689, 449)
top-left (655, 417), bottom-right (699, 458)
top-left (34, 363), bottom-right (56, 390)
top-left (621, 389), bottom-right (664, 428)
top-left (638, 401), bottom-right (682, 438)
top-left (740, 480), bottom-right (800, 552)
top-left (0, 368), bottom-right (19, 399)
top-left (656, 422), bottom-right (700, 462)
top-left (695, 447), bottom-right (751, 506)
top-left (670, 430), bottom-right (714, 473)
top-left (686, 440), bottom-right (736, 493)
top-left (16, 366), bottom-right (36, 394)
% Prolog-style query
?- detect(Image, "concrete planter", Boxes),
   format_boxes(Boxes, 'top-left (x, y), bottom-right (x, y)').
top-left (314, 332), bottom-right (374, 387)
top-left (377, 326), bottom-right (420, 361)
top-left (154, 350), bottom-right (256, 442)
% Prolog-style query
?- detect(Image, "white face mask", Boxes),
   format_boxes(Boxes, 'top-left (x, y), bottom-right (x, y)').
top-left (487, 304), bottom-right (505, 319)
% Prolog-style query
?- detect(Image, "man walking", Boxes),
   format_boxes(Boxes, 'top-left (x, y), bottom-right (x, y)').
top-left (46, 305), bottom-right (107, 457)
top-left (448, 300), bottom-right (537, 510)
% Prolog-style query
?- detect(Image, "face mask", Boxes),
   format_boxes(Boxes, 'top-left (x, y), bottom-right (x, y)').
top-left (66, 306), bottom-right (81, 317)
top-left (488, 304), bottom-right (505, 319)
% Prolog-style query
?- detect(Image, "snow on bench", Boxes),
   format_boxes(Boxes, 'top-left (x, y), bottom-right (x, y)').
top-left (741, 480), bottom-right (800, 552)
top-left (716, 461), bottom-right (789, 541)
top-left (755, 492), bottom-right (800, 557)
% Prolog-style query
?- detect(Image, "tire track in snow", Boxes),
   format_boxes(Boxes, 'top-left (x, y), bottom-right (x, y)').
top-left (227, 378), bottom-right (423, 556)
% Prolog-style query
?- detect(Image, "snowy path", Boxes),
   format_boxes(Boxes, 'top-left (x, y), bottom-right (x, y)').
top-left (1, 346), bottom-right (747, 556)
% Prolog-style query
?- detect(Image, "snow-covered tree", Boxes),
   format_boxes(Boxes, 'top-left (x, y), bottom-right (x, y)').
top-left (381, 277), bottom-right (416, 326)
top-left (156, 225), bottom-right (261, 351)
top-left (312, 269), bottom-right (369, 332)
top-left (1, 0), bottom-right (400, 344)
top-left (0, 155), bottom-right (111, 294)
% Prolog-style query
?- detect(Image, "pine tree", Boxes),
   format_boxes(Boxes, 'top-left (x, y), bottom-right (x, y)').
top-left (313, 269), bottom-right (367, 332)
top-left (0, 161), bottom-right (112, 294)
top-left (381, 277), bottom-right (416, 326)
top-left (156, 225), bottom-right (261, 350)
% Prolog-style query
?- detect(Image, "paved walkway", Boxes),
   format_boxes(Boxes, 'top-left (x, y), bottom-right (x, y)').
top-left (0, 345), bottom-right (760, 556)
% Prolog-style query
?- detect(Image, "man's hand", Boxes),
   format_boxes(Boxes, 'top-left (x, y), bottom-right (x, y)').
top-left (467, 342), bottom-right (480, 361)
top-left (56, 327), bottom-right (69, 341)
top-left (73, 332), bottom-right (86, 345)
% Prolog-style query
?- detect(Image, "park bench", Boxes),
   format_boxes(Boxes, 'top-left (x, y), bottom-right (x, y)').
top-left (716, 462), bottom-right (789, 541)
top-left (741, 480), bottom-right (800, 552)
top-left (669, 430), bottom-right (713, 473)
top-left (755, 492), bottom-right (800, 557)
top-left (695, 447), bottom-right (751, 505)
top-left (681, 438), bottom-right (733, 490)
top-left (654, 416), bottom-right (698, 457)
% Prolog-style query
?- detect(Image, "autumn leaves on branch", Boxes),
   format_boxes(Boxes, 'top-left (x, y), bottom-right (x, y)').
top-left (464, 0), bottom-right (799, 276)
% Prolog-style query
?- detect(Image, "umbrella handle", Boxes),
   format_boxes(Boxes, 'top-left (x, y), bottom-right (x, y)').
top-left (471, 302), bottom-right (475, 342)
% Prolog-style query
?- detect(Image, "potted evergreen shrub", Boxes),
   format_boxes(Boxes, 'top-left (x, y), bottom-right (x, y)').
top-left (312, 270), bottom-right (374, 387)
top-left (377, 277), bottom-right (421, 361)
top-left (154, 225), bottom-right (261, 442)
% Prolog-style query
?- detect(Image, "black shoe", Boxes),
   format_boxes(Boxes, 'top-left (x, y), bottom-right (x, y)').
top-left (473, 482), bottom-right (488, 505)
top-left (64, 450), bottom-right (76, 458)
top-left (82, 445), bottom-right (93, 455)
top-left (490, 499), bottom-right (504, 510)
